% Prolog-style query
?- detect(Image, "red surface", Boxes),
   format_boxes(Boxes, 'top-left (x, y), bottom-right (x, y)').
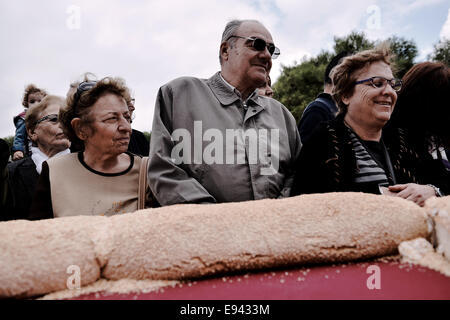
top-left (72, 261), bottom-right (450, 300)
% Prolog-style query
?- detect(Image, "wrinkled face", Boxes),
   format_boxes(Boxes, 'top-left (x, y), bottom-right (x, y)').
top-left (84, 93), bottom-right (132, 155)
top-left (127, 98), bottom-right (135, 122)
top-left (344, 61), bottom-right (397, 128)
top-left (31, 103), bottom-right (70, 153)
top-left (27, 92), bottom-right (44, 108)
top-left (224, 21), bottom-right (273, 89)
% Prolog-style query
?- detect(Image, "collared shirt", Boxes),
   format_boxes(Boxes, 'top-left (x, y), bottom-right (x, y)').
top-left (219, 72), bottom-right (235, 91)
top-left (219, 72), bottom-right (258, 118)
top-left (148, 72), bottom-right (302, 206)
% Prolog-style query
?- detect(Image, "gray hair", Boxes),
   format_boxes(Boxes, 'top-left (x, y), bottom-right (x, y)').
top-left (219, 19), bottom-right (260, 65)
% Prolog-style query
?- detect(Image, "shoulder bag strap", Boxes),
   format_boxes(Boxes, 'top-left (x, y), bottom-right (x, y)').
top-left (138, 156), bottom-right (149, 210)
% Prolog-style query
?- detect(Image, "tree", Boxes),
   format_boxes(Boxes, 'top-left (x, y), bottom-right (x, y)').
top-left (143, 131), bottom-right (151, 143)
top-left (333, 31), bottom-right (374, 54)
top-left (273, 51), bottom-right (332, 121)
top-left (387, 36), bottom-right (418, 78)
top-left (273, 32), bottom-right (418, 122)
top-left (428, 39), bottom-right (450, 65)
top-left (334, 32), bottom-right (418, 78)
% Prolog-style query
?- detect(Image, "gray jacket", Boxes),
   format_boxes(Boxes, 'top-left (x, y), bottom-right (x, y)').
top-left (148, 72), bottom-right (301, 206)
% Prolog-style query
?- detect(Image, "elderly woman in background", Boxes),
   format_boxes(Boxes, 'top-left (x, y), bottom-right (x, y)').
top-left (29, 75), bottom-right (152, 219)
top-left (5, 96), bottom-right (71, 220)
top-left (127, 95), bottom-right (150, 157)
top-left (385, 62), bottom-right (450, 184)
top-left (291, 44), bottom-right (445, 206)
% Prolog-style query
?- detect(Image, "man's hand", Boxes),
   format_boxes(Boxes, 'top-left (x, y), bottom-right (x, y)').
top-left (388, 183), bottom-right (436, 207)
top-left (12, 151), bottom-right (24, 161)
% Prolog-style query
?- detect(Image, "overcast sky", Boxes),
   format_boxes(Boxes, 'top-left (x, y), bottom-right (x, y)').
top-left (0, 0), bottom-right (449, 138)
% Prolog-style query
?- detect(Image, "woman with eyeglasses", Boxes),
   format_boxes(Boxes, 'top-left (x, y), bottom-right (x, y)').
top-left (291, 43), bottom-right (445, 206)
top-left (4, 96), bottom-right (71, 220)
top-left (29, 75), bottom-right (153, 220)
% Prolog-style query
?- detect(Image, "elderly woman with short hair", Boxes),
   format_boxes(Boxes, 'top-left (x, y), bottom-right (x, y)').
top-left (29, 75), bottom-right (152, 219)
top-left (5, 96), bottom-right (71, 220)
top-left (291, 44), bottom-right (445, 206)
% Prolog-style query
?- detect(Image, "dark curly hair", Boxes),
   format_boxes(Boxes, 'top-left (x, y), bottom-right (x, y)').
top-left (59, 73), bottom-right (131, 150)
top-left (22, 84), bottom-right (48, 108)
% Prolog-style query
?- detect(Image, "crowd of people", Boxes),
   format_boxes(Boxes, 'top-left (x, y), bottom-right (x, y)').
top-left (0, 19), bottom-right (449, 221)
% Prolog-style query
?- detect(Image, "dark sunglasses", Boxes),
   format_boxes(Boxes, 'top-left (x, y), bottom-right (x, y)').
top-left (227, 35), bottom-right (280, 59)
top-left (73, 80), bottom-right (97, 111)
top-left (35, 113), bottom-right (58, 125)
top-left (355, 76), bottom-right (402, 92)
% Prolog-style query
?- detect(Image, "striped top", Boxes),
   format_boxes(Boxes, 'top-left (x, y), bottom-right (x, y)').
top-left (348, 129), bottom-right (389, 187)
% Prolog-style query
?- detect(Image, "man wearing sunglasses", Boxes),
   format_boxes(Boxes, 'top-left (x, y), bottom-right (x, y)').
top-left (149, 19), bottom-right (301, 206)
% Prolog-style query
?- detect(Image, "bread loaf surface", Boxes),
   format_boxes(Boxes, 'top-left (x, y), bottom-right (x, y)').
top-left (425, 196), bottom-right (450, 260)
top-left (0, 216), bottom-right (106, 298)
top-left (0, 192), bottom-right (429, 297)
top-left (103, 193), bottom-right (428, 280)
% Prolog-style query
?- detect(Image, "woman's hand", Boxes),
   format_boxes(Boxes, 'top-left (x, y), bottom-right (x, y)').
top-left (388, 183), bottom-right (436, 207)
top-left (12, 151), bottom-right (24, 161)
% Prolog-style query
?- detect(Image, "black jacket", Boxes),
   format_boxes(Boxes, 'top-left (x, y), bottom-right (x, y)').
top-left (291, 114), bottom-right (450, 196)
top-left (4, 157), bottom-right (39, 220)
top-left (298, 93), bottom-right (338, 145)
top-left (128, 129), bottom-right (149, 157)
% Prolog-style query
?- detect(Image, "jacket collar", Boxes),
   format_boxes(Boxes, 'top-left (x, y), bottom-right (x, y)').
top-left (207, 72), bottom-right (262, 108)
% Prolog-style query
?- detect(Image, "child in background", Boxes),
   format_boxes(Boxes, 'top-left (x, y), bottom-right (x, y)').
top-left (12, 84), bottom-right (47, 161)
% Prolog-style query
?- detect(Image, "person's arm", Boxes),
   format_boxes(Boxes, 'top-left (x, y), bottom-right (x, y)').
top-left (148, 86), bottom-right (216, 206)
top-left (278, 116), bottom-right (302, 198)
top-left (388, 183), bottom-right (437, 207)
top-left (298, 105), bottom-right (331, 145)
top-left (12, 119), bottom-right (26, 160)
top-left (0, 139), bottom-right (9, 219)
top-left (28, 161), bottom-right (53, 220)
top-left (290, 125), bottom-right (335, 196)
top-left (0, 167), bottom-right (10, 221)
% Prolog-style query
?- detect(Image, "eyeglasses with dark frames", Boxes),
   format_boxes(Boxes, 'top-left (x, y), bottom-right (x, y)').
top-left (227, 35), bottom-right (280, 59)
top-left (35, 113), bottom-right (58, 125)
top-left (355, 76), bottom-right (402, 92)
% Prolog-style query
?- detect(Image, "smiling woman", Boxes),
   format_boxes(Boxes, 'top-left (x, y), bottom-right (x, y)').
top-left (3, 96), bottom-right (71, 221)
top-left (291, 43), bottom-right (446, 207)
top-left (29, 75), bottom-right (154, 220)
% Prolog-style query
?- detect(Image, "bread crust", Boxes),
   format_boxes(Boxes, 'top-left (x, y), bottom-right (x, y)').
top-left (0, 192), bottom-right (429, 297)
top-left (0, 216), bottom-right (105, 298)
top-left (103, 193), bottom-right (428, 280)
